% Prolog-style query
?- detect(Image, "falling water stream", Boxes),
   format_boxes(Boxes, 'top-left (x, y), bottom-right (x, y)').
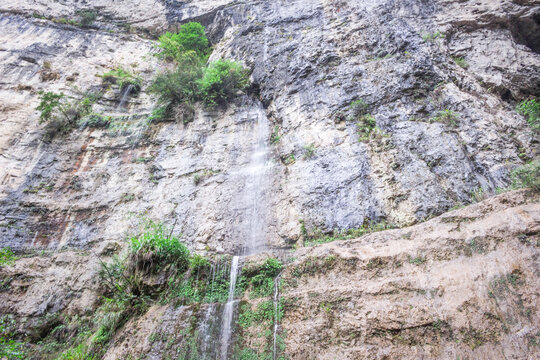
top-left (116, 84), bottom-right (134, 111)
top-left (272, 272), bottom-right (282, 360)
top-left (193, 104), bottom-right (274, 359)
top-left (217, 104), bottom-right (273, 359)
top-left (220, 255), bottom-right (240, 359)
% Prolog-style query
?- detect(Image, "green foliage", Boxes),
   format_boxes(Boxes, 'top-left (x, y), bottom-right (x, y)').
top-left (36, 90), bottom-right (100, 140)
top-left (150, 55), bottom-right (204, 106)
top-left (76, 9), bottom-right (96, 27)
top-left (303, 144), bottom-right (316, 159)
top-left (270, 125), bottom-right (281, 144)
top-left (155, 22), bottom-right (209, 60)
top-left (516, 98), bottom-right (540, 131)
top-left (198, 60), bottom-right (249, 107)
top-left (0, 248), bottom-right (17, 266)
top-left (0, 315), bottom-right (25, 359)
top-left (152, 22), bottom-right (249, 117)
top-left (304, 221), bottom-right (395, 247)
top-left (240, 258), bottom-right (283, 298)
top-left (189, 254), bottom-right (211, 272)
top-left (283, 153), bottom-right (296, 165)
top-left (408, 255), bottom-right (426, 265)
top-left (430, 109), bottom-right (459, 127)
top-left (83, 113), bottom-right (110, 128)
top-left (55, 343), bottom-right (93, 360)
top-left (511, 159), bottom-right (540, 192)
top-left (348, 99), bottom-right (368, 119)
top-left (129, 220), bottom-right (190, 274)
top-left (36, 91), bottom-right (65, 122)
top-left (357, 114), bottom-right (377, 142)
top-left (422, 31), bottom-right (445, 42)
top-left (101, 67), bottom-right (142, 92)
top-left (148, 106), bottom-right (167, 123)
top-left (453, 57), bottom-right (469, 69)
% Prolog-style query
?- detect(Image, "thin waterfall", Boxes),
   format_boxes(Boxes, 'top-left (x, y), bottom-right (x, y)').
top-left (116, 84), bottom-right (134, 111)
top-left (194, 104), bottom-right (273, 359)
top-left (220, 255), bottom-right (240, 359)
top-left (272, 273), bottom-right (282, 360)
top-left (243, 104), bottom-right (271, 254)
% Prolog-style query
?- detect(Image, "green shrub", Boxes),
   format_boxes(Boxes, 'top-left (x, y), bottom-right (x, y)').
top-left (151, 23), bottom-right (249, 113)
top-left (430, 109), bottom-right (459, 127)
top-left (348, 99), bottom-right (368, 120)
top-left (36, 91), bottom-right (99, 140)
top-left (0, 315), bottom-right (25, 359)
top-left (240, 258), bottom-right (283, 298)
top-left (83, 113), bottom-right (110, 128)
top-left (101, 67), bottom-right (142, 92)
top-left (55, 343), bottom-right (94, 360)
top-left (516, 98), bottom-right (539, 131)
top-left (155, 22), bottom-right (209, 60)
top-left (357, 114), bottom-right (377, 141)
top-left (0, 248), bottom-right (17, 266)
top-left (453, 57), bottom-right (469, 69)
top-left (36, 91), bottom-right (65, 122)
top-left (129, 221), bottom-right (190, 274)
top-left (511, 159), bottom-right (540, 192)
top-left (303, 144), bottom-right (316, 159)
top-left (150, 56), bottom-right (204, 105)
top-left (270, 125), bottom-right (281, 144)
top-left (198, 60), bottom-right (249, 107)
top-left (76, 9), bottom-right (96, 27)
top-left (422, 31), bottom-right (445, 42)
top-left (148, 106), bottom-right (167, 123)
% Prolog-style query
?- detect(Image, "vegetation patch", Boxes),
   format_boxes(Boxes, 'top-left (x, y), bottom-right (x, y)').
top-left (510, 159), bottom-right (540, 192)
top-left (516, 98), bottom-right (539, 132)
top-left (100, 67), bottom-right (142, 94)
top-left (0, 248), bottom-right (17, 267)
top-left (452, 57), bottom-right (469, 69)
top-left (36, 90), bottom-right (102, 141)
top-left (303, 221), bottom-right (395, 247)
top-left (0, 315), bottom-right (26, 359)
top-left (238, 258), bottom-right (283, 298)
top-left (430, 109), bottom-right (459, 127)
top-left (151, 22), bottom-right (249, 120)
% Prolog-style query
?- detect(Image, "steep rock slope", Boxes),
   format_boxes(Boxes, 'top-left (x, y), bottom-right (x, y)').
top-left (0, 0), bottom-right (538, 253)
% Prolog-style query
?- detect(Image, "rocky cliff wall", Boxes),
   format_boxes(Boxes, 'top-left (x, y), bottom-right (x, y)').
top-left (0, 0), bottom-right (538, 359)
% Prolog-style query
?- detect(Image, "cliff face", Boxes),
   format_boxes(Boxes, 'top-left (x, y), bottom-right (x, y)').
top-left (0, 0), bottom-right (539, 359)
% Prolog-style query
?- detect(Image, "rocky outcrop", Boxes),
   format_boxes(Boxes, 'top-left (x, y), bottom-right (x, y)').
top-left (2, 189), bottom-right (537, 359)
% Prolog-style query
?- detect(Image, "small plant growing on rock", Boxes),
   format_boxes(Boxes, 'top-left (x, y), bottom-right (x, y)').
top-left (453, 57), bottom-right (469, 69)
top-left (510, 159), bottom-right (540, 192)
top-left (408, 255), bottom-right (426, 265)
top-left (76, 9), bottom-right (97, 27)
top-left (430, 109), bottom-right (459, 127)
top-left (516, 98), bottom-right (539, 132)
top-left (303, 143), bottom-right (316, 159)
top-left (422, 31), bottom-right (445, 42)
top-left (0, 248), bottom-right (16, 267)
top-left (357, 114), bottom-right (377, 142)
top-left (0, 315), bottom-right (25, 359)
top-left (197, 60), bottom-right (249, 107)
top-left (282, 153), bottom-right (296, 165)
top-left (155, 22), bottom-right (209, 61)
top-left (270, 125), bottom-right (281, 144)
top-left (100, 67), bottom-right (142, 93)
top-left (348, 99), bottom-right (368, 120)
top-left (36, 90), bottom-right (102, 140)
